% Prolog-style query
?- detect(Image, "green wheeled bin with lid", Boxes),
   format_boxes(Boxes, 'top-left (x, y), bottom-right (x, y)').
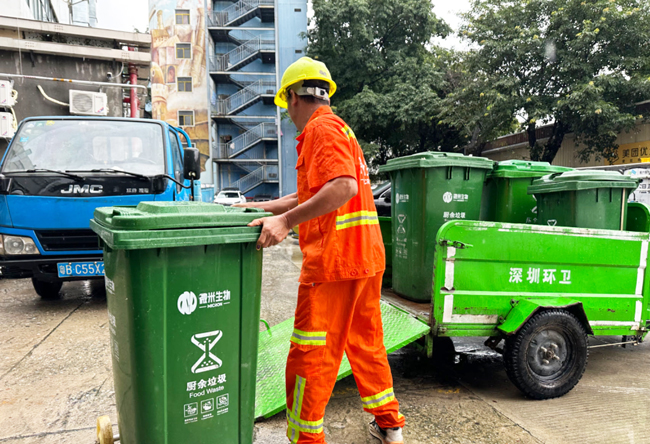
top-left (626, 202), bottom-right (650, 232)
top-left (378, 152), bottom-right (494, 302)
top-left (481, 160), bottom-right (573, 224)
top-left (528, 170), bottom-right (639, 230)
top-left (90, 201), bottom-right (271, 444)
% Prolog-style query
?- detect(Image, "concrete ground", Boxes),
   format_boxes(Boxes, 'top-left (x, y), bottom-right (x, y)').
top-left (0, 238), bottom-right (648, 444)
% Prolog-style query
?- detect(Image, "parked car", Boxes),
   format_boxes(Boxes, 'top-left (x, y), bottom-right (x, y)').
top-left (213, 188), bottom-right (246, 206)
top-left (253, 194), bottom-right (273, 202)
top-left (373, 182), bottom-right (391, 216)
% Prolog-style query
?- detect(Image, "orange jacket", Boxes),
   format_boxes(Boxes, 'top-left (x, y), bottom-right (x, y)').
top-left (295, 106), bottom-right (385, 282)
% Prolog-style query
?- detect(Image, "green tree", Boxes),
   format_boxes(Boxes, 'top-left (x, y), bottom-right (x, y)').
top-left (306, 0), bottom-right (462, 171)
top-left (442, 0), bottom-right (650, 163)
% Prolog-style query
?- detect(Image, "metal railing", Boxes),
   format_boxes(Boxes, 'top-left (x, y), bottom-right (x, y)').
top-left (230, 164), bottom-right (279, 193)
top-left (214, 80), bottom-right (276, 115)
top-left (210, 35), bottom-right (275, 72)
top-left (211, 0), bottom-right (274, 27)
top-left (215, 123), bottom-right (278, 158)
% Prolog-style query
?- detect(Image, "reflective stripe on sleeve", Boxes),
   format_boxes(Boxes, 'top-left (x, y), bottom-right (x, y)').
top-left (361, 387), bottom-right (396, 410)
top-left (290, 328), bottom-right (327, 346)
top-left (335, 210), bottom-right (379, 230)
top-left (340, 124), bottom-right (357, 140)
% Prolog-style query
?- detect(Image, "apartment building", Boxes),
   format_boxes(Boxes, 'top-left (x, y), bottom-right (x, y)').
top-left (149, 0), bottom-right (307, 197)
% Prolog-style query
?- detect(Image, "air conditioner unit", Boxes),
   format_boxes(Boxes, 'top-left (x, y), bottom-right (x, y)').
top-left (0, 81), bottom-right (16, 107)
top-left (69, 90), bottom-right (108, 116)
top-left (0, 112), bottom-right (15, 138)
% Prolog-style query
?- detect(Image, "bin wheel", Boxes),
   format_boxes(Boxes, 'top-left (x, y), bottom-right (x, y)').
top-left (96, 416), bottom-right (114, 444)
top-left (31, 278), bottom-right (63, 300)
top-left (503, 309), bottom-right (588, 400)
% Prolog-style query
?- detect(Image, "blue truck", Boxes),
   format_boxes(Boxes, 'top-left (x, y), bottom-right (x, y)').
top-left (0, 116), bottom-right (201, 298)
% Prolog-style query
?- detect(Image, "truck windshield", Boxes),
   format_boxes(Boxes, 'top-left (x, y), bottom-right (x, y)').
top-left (2, 120), bottom-right (165, 176)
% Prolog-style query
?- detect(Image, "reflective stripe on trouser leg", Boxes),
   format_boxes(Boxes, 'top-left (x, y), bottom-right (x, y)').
top-left (361, 387), bottom-right (396, 410)
top-left (287, 375), bottom-right (324, 443)
top-left (290, 328), bottom-right (327, 346)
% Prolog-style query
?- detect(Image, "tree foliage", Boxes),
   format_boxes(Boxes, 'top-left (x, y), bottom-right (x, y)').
top-left (441, 0), bottom-right (650, 163)
top-left (306, 0), bottom-right (461, 170)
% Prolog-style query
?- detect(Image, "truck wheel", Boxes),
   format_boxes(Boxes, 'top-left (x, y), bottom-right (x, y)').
top-left (504, 309), bottom-right (588, 400)
top-left (31, 278), bottom-right (63, 300)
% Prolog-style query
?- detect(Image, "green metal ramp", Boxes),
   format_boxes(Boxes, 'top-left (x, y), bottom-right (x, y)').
top-left (255, 301), bottom-right (430, 418)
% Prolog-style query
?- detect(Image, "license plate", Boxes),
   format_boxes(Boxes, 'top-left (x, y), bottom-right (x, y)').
top-left (57, 261), bottom-right (105, 278)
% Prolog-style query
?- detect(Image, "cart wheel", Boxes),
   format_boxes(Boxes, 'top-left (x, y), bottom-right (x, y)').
top-left (96, 416), bottom-right (114, 444)
top-left (504, 309), bottom-right (588, 400)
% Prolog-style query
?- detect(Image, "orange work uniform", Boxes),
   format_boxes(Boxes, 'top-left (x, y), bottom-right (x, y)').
top-left (286, 106), bottom-right (405, 444)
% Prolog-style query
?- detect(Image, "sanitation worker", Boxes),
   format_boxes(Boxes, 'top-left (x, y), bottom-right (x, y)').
top-left (235, 57), bottom-right (404, 444)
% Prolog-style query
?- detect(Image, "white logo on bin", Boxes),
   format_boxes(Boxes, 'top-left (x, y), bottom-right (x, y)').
top-left (178, 291), bottom-right (198, 315)
top-left (191, 330), bottom-right (223, 374)
top-left (443, 192), bottom-right (453, 203)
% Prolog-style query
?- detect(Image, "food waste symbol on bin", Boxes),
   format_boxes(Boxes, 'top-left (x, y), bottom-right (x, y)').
top-left (191, 330), bottom-right (223, 374)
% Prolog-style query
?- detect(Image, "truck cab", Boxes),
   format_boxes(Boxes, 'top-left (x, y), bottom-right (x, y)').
top-left (0, 117), bottom-right (199, 298)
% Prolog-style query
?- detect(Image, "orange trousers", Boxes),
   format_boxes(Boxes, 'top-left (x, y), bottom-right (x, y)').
top-left (285, 273), bottom-right (405, 443)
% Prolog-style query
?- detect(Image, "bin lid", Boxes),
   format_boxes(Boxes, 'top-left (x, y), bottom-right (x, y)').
top-left (528, 170), bottom-right (640, 194)
top-left (93, 201), bottom-right (271, 231)
top-left (490, 160), bottom-right (573, 178)
top-left (378, 152), bottom-right (494, 173)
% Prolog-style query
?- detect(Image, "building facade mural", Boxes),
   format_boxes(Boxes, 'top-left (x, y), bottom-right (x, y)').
top-left (150, 0), bottom-right (211, 173)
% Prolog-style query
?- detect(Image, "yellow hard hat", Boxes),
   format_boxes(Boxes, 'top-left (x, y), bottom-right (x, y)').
top-left (274, 57), bottom-right (337, 108)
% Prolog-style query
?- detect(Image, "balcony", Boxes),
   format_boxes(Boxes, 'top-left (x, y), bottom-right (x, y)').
top-left (214, 122), bottom-right (278, 159)
top-left (209, 0), bottom-right (275, 28)
top-left (209, 30), bottom-right (275, 72)
top-left (212, 80), bottom-right (276, 116)
top-left (226, 164), bottom-right (279, 194)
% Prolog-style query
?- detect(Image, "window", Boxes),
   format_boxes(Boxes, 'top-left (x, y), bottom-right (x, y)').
top-left (178, 111), bottom-right (195, 127)
top-left (29, 0), bottom-right (56, 23)
top-left (3, 120), bottom-right (165, 176)
top-left (175, 9), bottom-right (190, 25)
top-left (169, 131), bottom-right (183, 192)
top-left (294, 8), bottom-right (301, 11)
top-left (176, 43), bottom-right (192, 59)
top-left (177, 77), bottom-right (193, 92)
top-left (295, 50), bottom-right (303, 54)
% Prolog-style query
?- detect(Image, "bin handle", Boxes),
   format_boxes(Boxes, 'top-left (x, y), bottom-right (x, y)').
top-left (260, 319), bottom-right (272, 336)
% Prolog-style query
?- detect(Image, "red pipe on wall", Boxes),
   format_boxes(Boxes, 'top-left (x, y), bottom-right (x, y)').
top-left (128, 47), bottom-right (138, 118)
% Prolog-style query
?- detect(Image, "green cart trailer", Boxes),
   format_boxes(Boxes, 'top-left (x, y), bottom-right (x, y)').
top-left (255, 220), bottom-right (649, 416)
top-left (422, 220), bottom-right (649, 399)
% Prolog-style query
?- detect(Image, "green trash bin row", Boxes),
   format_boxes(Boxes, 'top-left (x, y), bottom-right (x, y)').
top-left (528, 170), bottom-right (639, 230)
top-left (90, 202), bottom-right (271, 444)
top-left (378, 153), bottom-right (641, 301)
top-left (378, 152), bottom-right (494, 302)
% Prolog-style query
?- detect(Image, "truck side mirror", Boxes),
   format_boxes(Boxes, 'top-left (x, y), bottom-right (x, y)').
top-left (183, 148), bottom-right (200, 180)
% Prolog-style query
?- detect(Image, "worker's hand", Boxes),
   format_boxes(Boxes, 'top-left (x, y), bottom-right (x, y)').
top-left (232, 202), bottom-right (255, 208)
top-left (249, 215), bottom-right (291, 249)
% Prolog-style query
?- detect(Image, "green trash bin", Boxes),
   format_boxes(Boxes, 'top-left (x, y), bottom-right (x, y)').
top-left (528, 170), bottom-right (639, 230)
top-left (378, 152), bottom-right (494, 302)
top-left (90, 201), bottom-right (271, 444)
top-left (378, 216), bottom-right (392, 288)
top-left (626, 202), bottom-right (650, 232)
top-left (481, 160), bottom-right (572, 223)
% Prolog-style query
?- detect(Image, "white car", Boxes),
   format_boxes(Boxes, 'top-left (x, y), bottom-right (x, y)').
top-left (213, 189), bottom-right (247, 206)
